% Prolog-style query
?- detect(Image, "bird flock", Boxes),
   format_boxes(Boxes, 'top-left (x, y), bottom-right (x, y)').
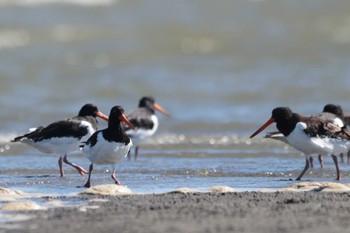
top-left (12, 100), bottom-right (350, 188)
top-left (251, 104), bottom-right (350, 181)
top-left (12, 96), bottom-right (169, 188)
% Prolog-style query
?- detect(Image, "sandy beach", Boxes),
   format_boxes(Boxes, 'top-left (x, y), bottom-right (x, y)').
top-left (1, 183), bottom-right (350, 233)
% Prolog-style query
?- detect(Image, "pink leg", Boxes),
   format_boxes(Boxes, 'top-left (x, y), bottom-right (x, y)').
top-left (309, 156), bottom-right (314, 168)
top-left (111, 170), bottom-right (121, 185)
top-left (296, 157), bottom-right (310, 181)
top-left (318, 155), bottom-right (324, 168)
top-left (340, 153), bottom-right (344, 163)
top-left (127, 150), bottom-right (131, 161)
top-left (84, 163), bottom-right (93, 188)
top-left (63, 154), bottom-right (88, 175)
top-left (331, 154), bottom-right (341, 181)
top-left (58, 157), bottom-right (64, 177)
top-left (134, 146), bottom-right (139, 161)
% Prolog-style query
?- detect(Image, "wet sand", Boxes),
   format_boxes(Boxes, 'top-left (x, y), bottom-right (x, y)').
top-left (1, 183), bottom-right (350, 233)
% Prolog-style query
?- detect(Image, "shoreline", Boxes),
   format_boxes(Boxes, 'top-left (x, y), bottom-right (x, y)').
top-left (1, 182), bottom-right (350, 233)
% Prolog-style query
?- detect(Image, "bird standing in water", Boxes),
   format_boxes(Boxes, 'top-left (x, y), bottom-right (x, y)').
top-left (12, 104), bottom-right (109, 177)
top-left (81, 105), bottom-right (135, 188)
top-left (250, 107), bottom-right (350, 180)
top-left (265, 104), bottom-right (346, 169)
top-left (124, 96), bottom-right (170, 160)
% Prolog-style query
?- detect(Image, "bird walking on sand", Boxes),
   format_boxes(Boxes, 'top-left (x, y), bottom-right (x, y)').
top-left (12, 104), bottom-right (109, 177)
top-left (250, 107), bottom-right (350, 180)
top-left (124, 96), bottom-right (170, 160)
top-left (81, 106), bottom-right (135, 188)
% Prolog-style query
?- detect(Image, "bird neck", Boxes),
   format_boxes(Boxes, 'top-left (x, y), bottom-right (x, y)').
top-left (276, 113), bottom-right (300, 137)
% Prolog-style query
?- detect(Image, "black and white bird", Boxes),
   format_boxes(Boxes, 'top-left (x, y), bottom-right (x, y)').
top-left (80, 105), bottom-right (135, 188)
top-left (124, 96), bottom-right (170, 160)
top-left (12, 104), bottom-right (109, 177)
top-left (265, 104), bottom-right (346, 169)
top-left (250, 107), bottom-right (350, 180)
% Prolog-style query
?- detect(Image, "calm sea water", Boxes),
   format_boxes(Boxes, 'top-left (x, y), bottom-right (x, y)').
top-left (1, 0), bottom-right (350, 195)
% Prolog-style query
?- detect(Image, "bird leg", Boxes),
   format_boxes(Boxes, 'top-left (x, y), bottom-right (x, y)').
top-left (84, 163), bottom-right (94, 188)
top-left (127, 150), bottom-right (131, 161)
top-left (134, 146), bottom-right (139, 161)
top-left (331, 154), bottom-right (341, 181)
top-left (318, 155), bottom-right (324, 168)
top-left (58, 157), bottom-right (64, 177)
top-left (296, 157), bottom-right (310, 181)
top-left (347, 150), bottom-right (350, 164)
top-left (340, 153), bottom-right (344, 163)
top-left (309, 156), bottom-right (314, 168)
top-left (63, 154), bottom-right (88, 175)
top-left (111, 170), bottom-right (121, 185)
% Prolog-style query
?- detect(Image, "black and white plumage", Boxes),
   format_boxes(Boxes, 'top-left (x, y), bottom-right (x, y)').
top-left (12, 103), bottom-right (109, 177)
top-left (250, 107), bottom-right (350, 181)
top-left (81, 105), bottom-right (135, 188)
top-left (265, 104), bottom-right (346, 170)
top-left (124, 96), bottom-right (170, 160)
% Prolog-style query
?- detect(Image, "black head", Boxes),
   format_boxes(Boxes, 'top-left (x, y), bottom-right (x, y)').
top-left (138, 96), bottom-right (155, 109)
top-left (78, 103), bottom-right (109, 121)
top-left (250, 107), bottom-right (297, 138)
top-left (109, 106), bottom-right (125, 121)
top-left (137, 96), bottom-right (170, 117)
top-left (78, 104), bottom-right (99, 117)
top-left (271, 107), bottom-right (294, 124)
top-left (108, 106), bottom-right (135, 130)
top-left (323, 104), bottom-right (344, 118)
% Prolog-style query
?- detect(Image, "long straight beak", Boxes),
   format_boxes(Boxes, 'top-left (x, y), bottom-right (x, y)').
top-left (96, 111), bottom-right (109, 121)
top-left (250, 117), bottom-right (275, 138)
top-left (153, 103), bottom-right (171, 117)
top-left (119, 114), bottom-right (136, 130)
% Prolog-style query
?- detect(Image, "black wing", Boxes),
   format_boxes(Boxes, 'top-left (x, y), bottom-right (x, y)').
top-left (81, 130), bottom-right (100, 148)
top-left (13, 120), bottom-right (89, 142)
top-left (304, 117), bottom-right (350, 140)
top-left (124, 108), bottom-right (154, 131)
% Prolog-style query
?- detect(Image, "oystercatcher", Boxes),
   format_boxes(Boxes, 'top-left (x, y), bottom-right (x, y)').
top-left (12, 103), bottom-right (109, 177)
top-left (265, 104), bottom-right (346, 169)
top-left (80, 105), bottom-right (135, 188)
top-left (250, 107), bottom-right (350, 180)
top-left (124, 96), bottom-right (170, 160)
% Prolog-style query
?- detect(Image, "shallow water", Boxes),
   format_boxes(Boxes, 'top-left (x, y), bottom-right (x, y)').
top-left (2, 134), bottom-right (350, 195)
top-left (1, 0), bottom-right (350, 195)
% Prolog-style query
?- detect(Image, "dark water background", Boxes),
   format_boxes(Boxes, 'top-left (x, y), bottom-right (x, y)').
top-left (1, 0), bottom-right (350, 194)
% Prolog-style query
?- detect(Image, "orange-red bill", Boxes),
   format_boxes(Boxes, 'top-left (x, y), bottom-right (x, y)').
top-left (119, 114), bottom-right (136, 130)
top-left (250, 117), bottom-right (275, 138)
top-left (96, 111), bottom-right (109, 121)
top-left (153, 103), bottom-right (171, 117)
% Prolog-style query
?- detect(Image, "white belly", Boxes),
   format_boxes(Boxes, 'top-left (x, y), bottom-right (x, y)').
top-left (21, 137), bottom-right (81, 154)
top-left (20, 120), bottom-right (96, 155)
top-left (286, 122), bottom-right (350, 155)
top-left (127, 115), bottom-right (158, 146)
top-left (83, 134), bottom-right (132, 166)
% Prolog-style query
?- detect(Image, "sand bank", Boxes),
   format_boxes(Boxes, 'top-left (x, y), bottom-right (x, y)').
top-left (1, 182), bottom-right (350, 233)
